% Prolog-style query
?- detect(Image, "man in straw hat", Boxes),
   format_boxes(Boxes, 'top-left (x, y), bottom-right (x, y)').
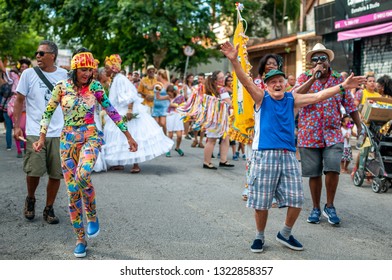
top-left (293, 43), bottom-right (362, 226)
top-left (137, 65), bottom-right (157, 114)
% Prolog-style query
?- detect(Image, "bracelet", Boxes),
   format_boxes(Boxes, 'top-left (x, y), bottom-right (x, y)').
top-left (339, 84), bottom-right (345, 94)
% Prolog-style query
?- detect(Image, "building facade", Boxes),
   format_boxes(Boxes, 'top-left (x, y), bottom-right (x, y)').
top-left (315, 0), bottom-right (392, 76)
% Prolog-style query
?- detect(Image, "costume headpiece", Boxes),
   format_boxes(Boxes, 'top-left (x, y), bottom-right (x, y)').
top-left (71, 52), bottom-right (96, 70)
top-left (104, 54), bottom-right (122, 73)
top-left (94, 59), bottom-right (100, 69)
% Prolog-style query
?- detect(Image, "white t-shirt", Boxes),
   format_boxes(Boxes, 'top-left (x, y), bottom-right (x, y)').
top-left (341, 127), bottom-right (352, 148)
top-left (16, 67), bottom-right (67, 137)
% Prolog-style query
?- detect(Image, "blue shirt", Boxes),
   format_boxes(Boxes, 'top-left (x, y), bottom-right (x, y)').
top-left (252, 91), bottom-right (295, 152)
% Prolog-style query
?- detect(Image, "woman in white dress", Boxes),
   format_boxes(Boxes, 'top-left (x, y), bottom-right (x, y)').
top-left (93, 67), bottom-right (110, 172)
top-left (103, 54), bottom-right (173, 173)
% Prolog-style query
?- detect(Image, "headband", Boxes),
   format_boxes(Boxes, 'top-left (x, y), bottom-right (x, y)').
top-left (71, 52), bottom-right (95, 70)
top-left (104, 54), bottom-right (122, 73)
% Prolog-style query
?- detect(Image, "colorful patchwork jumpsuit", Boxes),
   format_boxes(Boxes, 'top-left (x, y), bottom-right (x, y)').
top-left (40, 79), bottom-right (127, 240)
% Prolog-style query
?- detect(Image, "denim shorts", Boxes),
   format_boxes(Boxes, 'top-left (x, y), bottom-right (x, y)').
top-left (246, 150), bottom-right (304, 210)
top-left (299, 143), bottom-right (344, 177)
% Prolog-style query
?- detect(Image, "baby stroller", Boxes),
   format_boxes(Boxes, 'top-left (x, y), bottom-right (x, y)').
top-left (352, 121), bottom-right (392, 193)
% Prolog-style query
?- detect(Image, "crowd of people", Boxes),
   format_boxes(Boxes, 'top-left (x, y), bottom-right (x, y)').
top-left (0, 38), bottom-right (391, 258)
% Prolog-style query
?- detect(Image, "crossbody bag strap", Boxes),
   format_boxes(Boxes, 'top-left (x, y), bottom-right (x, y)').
top-left (33, 66), bottom-right (54, 91)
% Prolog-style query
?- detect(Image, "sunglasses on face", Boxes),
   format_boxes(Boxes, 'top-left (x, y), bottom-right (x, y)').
top-left (311, 55), bottom-right (328, 63)
top-left (35, 51), bottom-right (53, 57)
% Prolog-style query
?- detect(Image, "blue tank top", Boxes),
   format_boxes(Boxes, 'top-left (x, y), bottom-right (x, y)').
top-left (152, 88), bottom-right (170, 117)
top-left (252, 91), bottom-right (295, 152)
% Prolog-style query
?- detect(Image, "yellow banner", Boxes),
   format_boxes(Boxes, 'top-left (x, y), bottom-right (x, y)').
top-left (229, 15), bottom-right (254, 144)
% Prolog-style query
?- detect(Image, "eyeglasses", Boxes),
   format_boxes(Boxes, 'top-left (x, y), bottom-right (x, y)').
top-left (34, 51), bottom-right (53, 57)
top-left (311, 55), bottom-right (328, 63)
top-left (227, 79), bottom-right (233, 82)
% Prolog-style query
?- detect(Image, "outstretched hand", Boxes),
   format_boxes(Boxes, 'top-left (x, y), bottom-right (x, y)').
top-left (220, 41), bottom-right (239, 61)
top-left (343, 73), bottom-right (366, 89)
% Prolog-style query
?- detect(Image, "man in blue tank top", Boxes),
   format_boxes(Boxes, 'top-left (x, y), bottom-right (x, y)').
top-left (221, 41), bottom-right (365, 253)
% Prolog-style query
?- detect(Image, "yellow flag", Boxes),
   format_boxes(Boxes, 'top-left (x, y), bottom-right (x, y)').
top-left (229, 10), bottom-right (254, 144)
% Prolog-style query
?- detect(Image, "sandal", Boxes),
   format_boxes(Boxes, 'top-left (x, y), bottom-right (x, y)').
top-left (109, 165), bottom-right (124, 171)
top-left (175, 148), bottom-right (184, 156)
top-left (203, 163), bottom-right (217, 170)
top-left (219, 161), bottom-right (235, 167)
top-left (130, 167), bottom-right (141, 173)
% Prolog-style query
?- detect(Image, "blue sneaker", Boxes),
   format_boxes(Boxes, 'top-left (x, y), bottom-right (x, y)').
top-left (307, 208), bottom-right (321, 224)
top-left (242, 154), bottom-right (246, 160)
top-left (250, 239), bottom-right (264, 253)
top-left (233, 155), bottom-right (239, 161)
top-left (74, 242), bottom-right (87, 258)
top-left (323, 204), bottom-right (341, 225)
top-left (276, 232), bottom-right (303, 251)
top-left (87, 218), bottom-right (100, 238)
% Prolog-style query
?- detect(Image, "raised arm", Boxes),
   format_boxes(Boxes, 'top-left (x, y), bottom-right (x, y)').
top-left (220, 41), bottom-right (264, 106)
top-left (294, 73), bottom-right (366, 108)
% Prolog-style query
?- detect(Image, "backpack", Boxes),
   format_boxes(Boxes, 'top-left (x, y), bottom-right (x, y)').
top-left (0, 71), bottom-right (13, 99)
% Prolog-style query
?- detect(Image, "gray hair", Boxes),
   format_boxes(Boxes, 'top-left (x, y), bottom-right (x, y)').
top-left (39, 40), bottom-right (58, 61)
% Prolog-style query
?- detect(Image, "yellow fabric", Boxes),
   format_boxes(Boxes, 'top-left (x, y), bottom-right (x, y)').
top-left (137, 76), bottom-right (157, 108)
top-left (229, 16), bottom-right (254, 144)
top-left (362, 137), bottom-right (371, 148)
top-left (104, 54), bottom-right (122, 73)
top-left (70, 52), bottom-right (95, 70)
top-left (360, 89), bottom-right (381, 105)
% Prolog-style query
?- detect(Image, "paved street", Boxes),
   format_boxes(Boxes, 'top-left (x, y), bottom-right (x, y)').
top-left (0, 130), bottom-right (391, 260)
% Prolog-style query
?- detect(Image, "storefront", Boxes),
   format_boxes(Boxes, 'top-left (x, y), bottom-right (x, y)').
top-left (315, 0), bottom-right (392, 76)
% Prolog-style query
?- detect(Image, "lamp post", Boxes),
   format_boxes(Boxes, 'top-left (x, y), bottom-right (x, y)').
top-left (183, 45), bottom-right (195, 81)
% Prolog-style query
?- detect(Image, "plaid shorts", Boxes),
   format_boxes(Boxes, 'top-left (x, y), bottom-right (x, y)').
top-left (246, 150), bottom-right (304, 210)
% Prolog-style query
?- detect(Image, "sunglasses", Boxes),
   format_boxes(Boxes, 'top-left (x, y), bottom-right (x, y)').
top-left (311, 55), bottom-right (328, 63)
top-left (34, 51), bottom-right (53, 57)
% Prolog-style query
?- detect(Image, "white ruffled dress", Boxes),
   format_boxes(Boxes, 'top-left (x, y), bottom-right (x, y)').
top-left (102, 74), bottom-right (173, 167)
top-left (93, 103), bottom-right (107, 172)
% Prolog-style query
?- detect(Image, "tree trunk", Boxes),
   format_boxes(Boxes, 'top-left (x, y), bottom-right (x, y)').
top-left (273, 1), bottom-right (278, 38)
top-left (281, 0), bottom-right (287, 36)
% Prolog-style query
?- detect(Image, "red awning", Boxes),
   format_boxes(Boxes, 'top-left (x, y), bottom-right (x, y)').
top-left (338, 22), bottom-right (392, 41)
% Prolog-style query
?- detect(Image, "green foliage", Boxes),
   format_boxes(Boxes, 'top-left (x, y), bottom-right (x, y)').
top-left (0, 0), bottom-right (43, 62)
top-left (0, 0), bottom-right (299, 72)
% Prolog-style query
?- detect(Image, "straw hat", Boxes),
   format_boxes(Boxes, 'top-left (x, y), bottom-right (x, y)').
top-left (306, 43), bottom-right (334, 62)
top-left (146, 65), bottom-right (156, 71)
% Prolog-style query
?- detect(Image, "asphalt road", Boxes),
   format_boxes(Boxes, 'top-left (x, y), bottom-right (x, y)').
top-left (0, 132), bottom-right (391, 260)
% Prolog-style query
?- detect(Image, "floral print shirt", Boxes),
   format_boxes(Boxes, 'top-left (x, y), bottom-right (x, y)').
top-left (293, 69), bottom-right (357, 148)
top-left (40, 79), bottom-right (127, 134)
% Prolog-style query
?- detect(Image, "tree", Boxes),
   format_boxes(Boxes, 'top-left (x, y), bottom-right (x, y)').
top-left (0, 0), bottom-right (43, 63)
top-left (2, 0), bottom-right (296, 72)
top-left (2, 0), bottom-right (238, 72)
